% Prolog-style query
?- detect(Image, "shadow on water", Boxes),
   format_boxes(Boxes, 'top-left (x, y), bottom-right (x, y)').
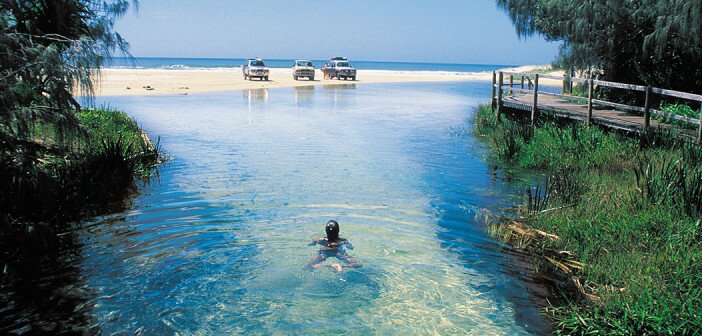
top-left (415, 91), bottom-right (556, 333)
top-left (0, 201), bottom-right (140, 334)
top-left (484, 168), bottom-right (561, 333)
top-left (293, 85), bottom-right (315, 106)
top-left (242, 88), bottom-right (269, 104)
top-left (0, 234), bottom-right (94, 334)
top-left (433, 203), bottom-right (558, 333)
top-left (322, 83), bottom-right (357, 90)
top-left (80, 159), bottom-right (264, 334)
top-left (0, 150), bottom-right (159, 333)
top-left (429, 201), bottom-right (556, 334)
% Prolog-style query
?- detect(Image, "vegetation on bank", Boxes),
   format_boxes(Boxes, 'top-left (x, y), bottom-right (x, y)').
top-left (0, 108), bottom-right (160, 281)
top-left (474, 105), bottom-right (702, 335)
top-left (1, 107), bottom-right (160, 222)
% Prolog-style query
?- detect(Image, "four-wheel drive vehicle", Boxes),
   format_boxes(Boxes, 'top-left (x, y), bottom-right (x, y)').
top-left (322, 57), bottom-right (356, 80)
top-left (293, 60), bottom-right (315, 80)
top-left (243, 58), bottom-right (270, 81)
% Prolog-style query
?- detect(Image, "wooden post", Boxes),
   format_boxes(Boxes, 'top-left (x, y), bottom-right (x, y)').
top-left (587, 79), bottom-right (594, 126)
top-left (562, 74), bottom-right (567, 94)
top-left (531, 74), bottom-right (539, 126)
top-left (643, 86), bottom-right (652, 131)
top-left (569, 67), bottom-right (575, 93)
top-left (521, 76), bottom-right (525, 89)
top-left (491, 71), bottom-right (496, 112)
top-left (497, 72), bottom-right (504, 118)
top-left (509, 75), bottom-right (514, 94)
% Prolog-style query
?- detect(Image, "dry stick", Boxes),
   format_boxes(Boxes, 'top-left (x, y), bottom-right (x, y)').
top-left (540, 204), bottom-right (577, 214)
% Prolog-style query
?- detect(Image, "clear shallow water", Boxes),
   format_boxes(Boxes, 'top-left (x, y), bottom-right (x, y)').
top-left (2, 82), bottom-right (552, 334)
top-left (108, 57), bottom-right (510, 73)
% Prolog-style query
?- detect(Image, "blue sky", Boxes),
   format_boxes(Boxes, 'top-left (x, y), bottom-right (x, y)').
top-left (115, 0), bottom-right (560, 65)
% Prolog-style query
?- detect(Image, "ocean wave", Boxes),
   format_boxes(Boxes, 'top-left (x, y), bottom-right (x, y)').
top-left (107, 65), bottom-right (146, 69)
top-left (160, 64), bottom-right (191, 69)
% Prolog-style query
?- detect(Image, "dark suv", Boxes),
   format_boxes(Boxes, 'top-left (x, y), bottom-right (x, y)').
top-left (322, 57), bottom-right (356, 80)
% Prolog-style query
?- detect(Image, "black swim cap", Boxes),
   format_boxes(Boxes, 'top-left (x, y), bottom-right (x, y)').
top-left (325, 220), bottom-right (339, 241)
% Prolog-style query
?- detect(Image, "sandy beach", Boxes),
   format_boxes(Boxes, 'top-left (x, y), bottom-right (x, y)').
top-left (92, 65), bottom-right (563, 96)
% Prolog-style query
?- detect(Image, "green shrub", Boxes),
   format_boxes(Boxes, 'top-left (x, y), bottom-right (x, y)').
top-left (660, 102), bottom-right (700, 119)
top-left (654, 103), bottom-right (701, 129)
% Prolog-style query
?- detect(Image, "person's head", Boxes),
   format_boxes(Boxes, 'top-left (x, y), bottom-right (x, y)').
top-left (325, 220), bottom-right (340, 241)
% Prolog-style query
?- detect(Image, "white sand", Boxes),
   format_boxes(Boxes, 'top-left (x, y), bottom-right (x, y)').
top-left (90, 65), bottom-right (563, 96)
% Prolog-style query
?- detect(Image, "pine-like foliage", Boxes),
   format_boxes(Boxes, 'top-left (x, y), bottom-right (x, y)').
top-left (0, 0), bottom-right (134, 145)
top-left (496, 0), bottom-right (702, 94)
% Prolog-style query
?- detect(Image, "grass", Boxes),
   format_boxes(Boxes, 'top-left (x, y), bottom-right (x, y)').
top-left (474, 104), bottom-right (702, 335)
top-left (1, 108), bottom-right (161, 282)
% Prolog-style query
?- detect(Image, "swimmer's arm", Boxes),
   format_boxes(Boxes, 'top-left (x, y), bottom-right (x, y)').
top-left (308, 237), bottom-right (324, 246)
top-left (341, 239), bottom-right (354, 250)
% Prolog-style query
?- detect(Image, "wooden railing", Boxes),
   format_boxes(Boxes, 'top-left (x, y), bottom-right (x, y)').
top-left (490, 71), bottom-right (702, 144)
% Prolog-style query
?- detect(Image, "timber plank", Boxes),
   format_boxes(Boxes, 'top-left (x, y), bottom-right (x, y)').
top-left (501, 93), bottom-right (697, 141)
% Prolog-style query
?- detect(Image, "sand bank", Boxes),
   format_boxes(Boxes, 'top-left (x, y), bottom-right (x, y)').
top-left (92, 65), bottom-right (563, 96)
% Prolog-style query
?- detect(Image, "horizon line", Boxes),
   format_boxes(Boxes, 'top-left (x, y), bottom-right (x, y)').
top-left (111, 55), bottom-right (523, 68)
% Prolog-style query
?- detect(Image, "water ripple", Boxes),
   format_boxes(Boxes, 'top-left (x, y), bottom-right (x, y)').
top-left (0, 82), bottom-right (551, 334)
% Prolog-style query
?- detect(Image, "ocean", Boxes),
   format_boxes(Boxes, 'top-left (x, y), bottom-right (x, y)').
top-left (107, 57), bottom-right (512, 73)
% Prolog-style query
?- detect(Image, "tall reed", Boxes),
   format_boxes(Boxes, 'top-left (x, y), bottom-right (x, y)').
top-left (633, 154), bottom-right (702, 216)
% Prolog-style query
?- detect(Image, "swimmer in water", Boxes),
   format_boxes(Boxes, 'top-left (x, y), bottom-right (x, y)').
top-left (307, 220), bottom-right (361, 272)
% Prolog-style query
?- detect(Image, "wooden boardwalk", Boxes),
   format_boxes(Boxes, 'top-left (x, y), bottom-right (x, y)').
top-left (491, 72), bottom-right (702, 144)
top-left (503, 94), bottom-right (685, 135)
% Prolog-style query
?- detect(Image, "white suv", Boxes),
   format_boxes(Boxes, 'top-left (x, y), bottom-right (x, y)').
top-left (243, 58), bottom-right (270, 81)
top-left (293, 60), bottom-right (315, 81)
